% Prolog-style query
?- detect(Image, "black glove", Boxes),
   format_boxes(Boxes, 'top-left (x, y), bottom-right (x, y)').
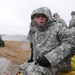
top-left (35, 56), bottom-right (51, 67)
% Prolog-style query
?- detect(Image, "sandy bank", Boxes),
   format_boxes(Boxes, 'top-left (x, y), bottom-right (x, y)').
top-left (0, 41), bottom-right (31, 75)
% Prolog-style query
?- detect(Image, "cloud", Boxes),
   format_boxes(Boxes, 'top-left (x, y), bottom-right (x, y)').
top-left (0, 0), bottom-right (75, 35)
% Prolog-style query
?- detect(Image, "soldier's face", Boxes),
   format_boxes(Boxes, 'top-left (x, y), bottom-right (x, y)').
top-left (53, 15), bottom-right (58, 19)
top-left (35, 14), bottom-right (48, 26)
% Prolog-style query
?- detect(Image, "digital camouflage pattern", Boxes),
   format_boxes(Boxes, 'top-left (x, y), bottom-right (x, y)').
top-left (53, 13), bottom-right (67, 29)
top-left (19, 7), bottom-right (75, 75)
top-left (55, 17), bottom-right (67, 28)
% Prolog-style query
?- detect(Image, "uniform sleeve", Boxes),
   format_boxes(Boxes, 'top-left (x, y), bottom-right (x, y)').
top-left (45, 29), bottom-right (75, 67)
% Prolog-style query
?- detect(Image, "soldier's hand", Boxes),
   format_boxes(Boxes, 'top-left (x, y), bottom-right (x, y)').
top-left (35, 56), bottom-right (51, 67)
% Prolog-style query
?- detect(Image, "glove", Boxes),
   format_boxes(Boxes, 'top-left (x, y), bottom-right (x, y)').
top-left (35, 56), bottom-right (51, 67)
top-left (27, 58), bottom-right (33, 62)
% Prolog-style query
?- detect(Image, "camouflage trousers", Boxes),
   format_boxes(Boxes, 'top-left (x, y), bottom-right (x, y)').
top-left (19, 62), bottom-right (61, 75)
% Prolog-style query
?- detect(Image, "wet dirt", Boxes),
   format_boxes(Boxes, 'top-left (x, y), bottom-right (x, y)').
top-left (0, 41), bottom-right (31, 75)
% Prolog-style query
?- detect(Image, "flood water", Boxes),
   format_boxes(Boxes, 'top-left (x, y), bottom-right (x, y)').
top-left (0, 58), bottom-right (10, 75)
top-left (0, 58), bottom-right (19, 75)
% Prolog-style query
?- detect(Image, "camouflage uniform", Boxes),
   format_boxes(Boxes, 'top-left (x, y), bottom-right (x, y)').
top-left (19, 7), bottom-right (75, 75)
top-left (55, 17), bottom-right (67, 28)
top-left (53, 13), bottom-right (67, 29)
top-left (69, 15), bottom-right (75, 28)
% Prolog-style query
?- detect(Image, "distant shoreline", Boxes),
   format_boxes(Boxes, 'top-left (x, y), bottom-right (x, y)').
top-left (2, 35), bottom-right (27, 41)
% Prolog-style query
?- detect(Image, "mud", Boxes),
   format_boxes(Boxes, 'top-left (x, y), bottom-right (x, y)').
top-left (0, 41), bottom-right (31, 75)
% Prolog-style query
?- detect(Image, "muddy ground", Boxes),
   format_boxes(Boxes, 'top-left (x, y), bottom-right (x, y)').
top-left (0, 41), bottom-right (31, 75)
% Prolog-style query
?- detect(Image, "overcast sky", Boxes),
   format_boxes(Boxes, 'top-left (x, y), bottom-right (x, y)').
top-left (0, 0), bottom-right (75, 35)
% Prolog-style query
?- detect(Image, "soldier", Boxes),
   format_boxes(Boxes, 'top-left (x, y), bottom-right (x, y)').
top-left (69, 11), bottom-right (75, 28)
top-left (18, 7), bottom-right (75, 75)
top-left (53, 13), bottom-right (67, 28)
